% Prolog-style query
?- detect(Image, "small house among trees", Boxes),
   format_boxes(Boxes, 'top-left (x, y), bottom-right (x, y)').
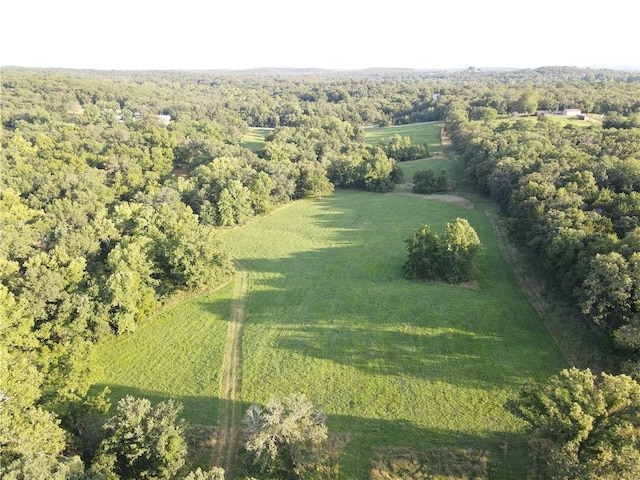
top-left (562, 108), bottom-right (582, 116)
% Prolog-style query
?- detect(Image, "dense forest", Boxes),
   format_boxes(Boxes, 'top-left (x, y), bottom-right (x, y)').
top-left (2, 66), bottom-right (640, 478)
top-left (445, 93), bottom-right (640, 376)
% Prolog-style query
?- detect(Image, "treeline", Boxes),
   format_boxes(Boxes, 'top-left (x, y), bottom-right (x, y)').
top-left (445, 100), bottom-right (640, 377)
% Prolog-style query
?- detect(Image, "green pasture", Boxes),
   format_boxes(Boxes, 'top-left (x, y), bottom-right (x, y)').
top-left (242, 122), bottom-right (444, 156)
top-left (221, 190), bottom-right (566, 479)
top-left (397, 157), bottom-right (468, 191)
top-left (90, 124), bottom-right (567, 478)
top-left (365, 121), bottom-right (443, 154)
top-left (89, 286), bottom-right (234, 425)
top-left (241, 127), bottom-right (272, 152)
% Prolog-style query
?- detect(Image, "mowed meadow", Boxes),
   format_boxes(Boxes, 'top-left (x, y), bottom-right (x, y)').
top-left (364, 122), bottom-right (442, 150)
top-left (90, 123), bottom-right (568, 478)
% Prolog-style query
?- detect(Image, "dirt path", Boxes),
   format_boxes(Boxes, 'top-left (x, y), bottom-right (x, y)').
top-left (396, 189), bottom-right (474, 208)
top-left (214, 265), bottom-right (249, 478)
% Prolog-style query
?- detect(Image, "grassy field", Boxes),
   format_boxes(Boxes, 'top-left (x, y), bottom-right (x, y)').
top-left (90, 127), bottom-right (568, 479)
top-left (240, 127), bottom-right (272, 152)
top-left (241, 122), bottom-right (445, 157)
top-left (397, 157), bottom-right (468, 193)
top-left (89, 286), bottom-right (234, 425)
top-left (219, 190), bottom-right (566, 479)
top-left (364, 121), bottom-right (443, 155)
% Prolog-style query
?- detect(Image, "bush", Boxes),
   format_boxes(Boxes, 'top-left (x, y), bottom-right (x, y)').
top-left (244, 393), bottom-right (328, 479)
top-left (412, 168), bottom-right (448, 194)
top-left (404, 218), bottom-right (482, 283)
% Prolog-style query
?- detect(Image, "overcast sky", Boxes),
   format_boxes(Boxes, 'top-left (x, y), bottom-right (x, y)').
top-left (2, 0), bottom-right (638, 71)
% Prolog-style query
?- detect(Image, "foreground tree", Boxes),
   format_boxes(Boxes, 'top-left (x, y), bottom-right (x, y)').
top-left (182, 467), bottom-right (226, 480)
top-left (92, 396), bottom-right (187, 479)
top-left (507, 368), bottom-right (640, 480)
top-left (405, 218), bottom-right (482, 283)
top-left (0, 453), bottom-right (86, 480)
top-left (243, 393), bottom-right (328, 479)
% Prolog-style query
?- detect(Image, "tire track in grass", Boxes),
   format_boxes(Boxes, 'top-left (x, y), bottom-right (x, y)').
top-left (214, 264), bottom-right (248, 478)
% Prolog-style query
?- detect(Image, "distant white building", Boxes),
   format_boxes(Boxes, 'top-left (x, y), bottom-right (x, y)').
top-left (432, 93), bottom-right (440, 101)
top-left (562, 108), bottom-right (582, 117)
top-left (157, 114), bottom-right (171, 125)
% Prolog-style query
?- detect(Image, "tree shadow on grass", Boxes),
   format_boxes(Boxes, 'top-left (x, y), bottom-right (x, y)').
top-left (326, 413), bottom-right (529, 480)
top-left (88, 384), bottom-right (230, 426)
top-left (185, 295), bottom-right (234, 323)
top-left (229, 246), bottom-right (558, 389)
top-left (88, 388), bottom-right (530, 479)
top-left (275, 323), bottom-right (513, 388)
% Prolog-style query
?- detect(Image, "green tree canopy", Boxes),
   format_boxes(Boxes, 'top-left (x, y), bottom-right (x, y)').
top-left (243, 393), bottom-right (328, 479)
top-left (507, 367), bottom-right (640, 480)
top-left (412, 167), bottom-right (449, 194)
top-left (92, 396), bottom-right (187, 480)
top-left (405, 218), bottom-right (482, 283)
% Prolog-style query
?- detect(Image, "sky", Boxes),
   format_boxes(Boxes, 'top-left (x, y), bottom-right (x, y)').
top-left (2, 0), bottom-right (638, 71)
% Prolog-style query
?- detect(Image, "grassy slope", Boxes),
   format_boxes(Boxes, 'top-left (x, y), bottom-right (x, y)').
top-left (240, 127), bottom-right (272, 152)
top-left (90, 122), bottom-right (568, 478)
top-left (221, 190), bottom-right (567, 479)
top-left (89, 286), bottom-right (233, 425)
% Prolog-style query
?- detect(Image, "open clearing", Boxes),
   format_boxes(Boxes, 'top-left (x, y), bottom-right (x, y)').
top-left (241, 121), bottom-right (445, 157)
top-left (364, 121), bottom-right (443, 155)
top-left (241, 127), bottom-right (273, 152)
top-left (219, 188), bottom-right (567, 479)
top-left (90, 123), bottom-right (568, 479)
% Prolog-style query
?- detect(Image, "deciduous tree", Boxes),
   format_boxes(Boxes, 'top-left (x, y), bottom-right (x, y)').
top-left (507, 368), bottom-right (640, 480)
top-left (405, 218), bottom-right (482, 283)
top-left (93, 396), bottom-right (187, 480)
top-left (244, 393), bottom-right (328, 479)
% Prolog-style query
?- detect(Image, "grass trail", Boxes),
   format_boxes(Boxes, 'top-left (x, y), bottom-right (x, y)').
top-left (214, 266), bottom-right (249, 477)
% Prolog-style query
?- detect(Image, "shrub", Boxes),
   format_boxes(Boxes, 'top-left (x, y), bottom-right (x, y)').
top-left (405, 218), bottom-right (482, 283)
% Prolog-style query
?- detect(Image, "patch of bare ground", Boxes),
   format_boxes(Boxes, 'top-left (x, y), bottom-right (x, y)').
top-left (186, 424), bottom-right (218, 470)
top-left (396, 186), bottom-right (474, 209)
top-left (370, 446), bottom-right (489, 480)
top-left (324, 433), bottom-right (353, 480)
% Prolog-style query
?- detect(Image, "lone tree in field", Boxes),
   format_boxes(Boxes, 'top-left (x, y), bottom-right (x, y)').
top-left (243, 393), bottom-right (328, 479)
top-left (404, 218), bottom-right (482, 283)
top-left (412, 167), bottom-right (449, 194)
top-left (507, 368), bottom-right (640, 480)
